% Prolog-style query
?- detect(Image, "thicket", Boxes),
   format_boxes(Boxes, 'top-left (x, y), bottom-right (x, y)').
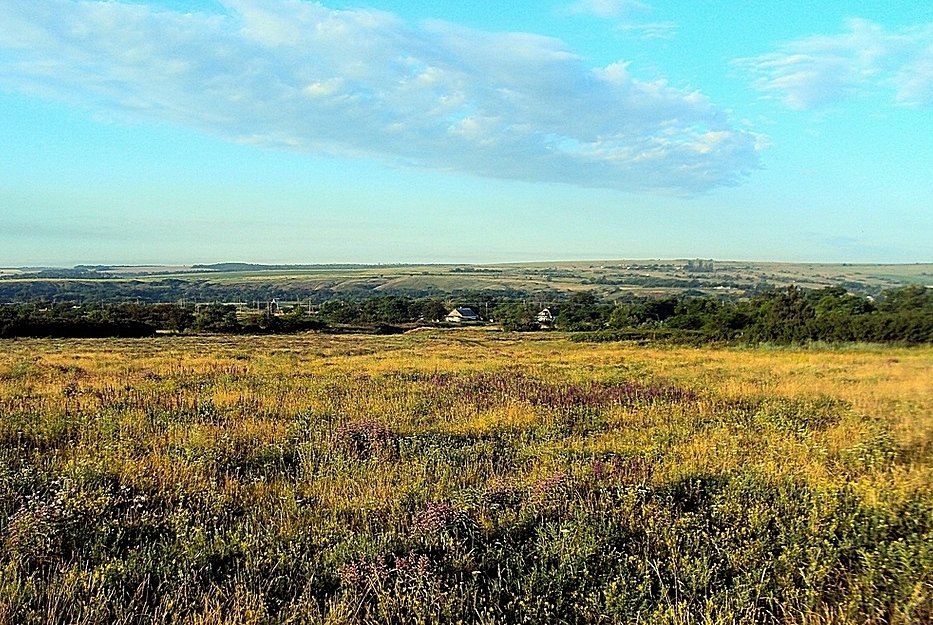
top-left (553, 285), bottom-right (933, 345)
top-left (0, 303), bottom-right (168, 338)
top-left (2, 286), bottom-right (931, 344)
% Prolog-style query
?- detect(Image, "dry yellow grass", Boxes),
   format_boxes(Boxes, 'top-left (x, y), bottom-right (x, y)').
top-left (0, 330), bottom-right (931, 623)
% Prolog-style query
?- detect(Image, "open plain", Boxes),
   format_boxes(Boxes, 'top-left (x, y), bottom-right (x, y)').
top-left (1, 330), bottom-right (931, 623)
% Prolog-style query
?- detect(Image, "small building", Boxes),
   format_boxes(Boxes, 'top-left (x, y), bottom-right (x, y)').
top-left (536, 307), bottom-right (558, 326)
top-left (445, 306), bottom-right (480, 323)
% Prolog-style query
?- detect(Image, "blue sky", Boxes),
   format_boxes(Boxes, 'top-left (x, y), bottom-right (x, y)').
top-left (1, 0), bottom-right (931, 265)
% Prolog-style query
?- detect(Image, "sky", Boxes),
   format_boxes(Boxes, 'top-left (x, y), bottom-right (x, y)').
top-left (0, 0), bottom-right (931, 265)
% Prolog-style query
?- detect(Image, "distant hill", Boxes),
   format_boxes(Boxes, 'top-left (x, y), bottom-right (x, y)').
top-left (192, 262), bottom-right (422, 272)
top-left (0, 260), bottom-right (930, 304)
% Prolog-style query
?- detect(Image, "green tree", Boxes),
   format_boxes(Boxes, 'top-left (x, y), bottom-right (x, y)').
top-left (194, 304), bottom-right (240, 333)
top-left (748, 287), bottom-right (816, 343)
top-left (492, 302), bottom-right (537, 331)
top-left (555, 292), bottom-right (609, 331)
top-left (416, 299), bottom-right (448, 322)
top-left (879, 285), bottom-right (932, 312)
top-left (319, 300), bottom-right (361, 324)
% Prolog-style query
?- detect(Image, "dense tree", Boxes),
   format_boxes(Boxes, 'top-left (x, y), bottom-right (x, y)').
top-left (668, 297), bottom-right (723, 330)
top-left (879, 284), bottom-right (932, 312)
top-left (555, 292), bottom-right (611, 331)
top-left (1, 286), bottom-right (930, 344)
top-left (194, 304), bottom-right (240, 334)
top-left (415, 299), bottom-right (448, 322)
top-left (492, 302), bottom-right (538, 331)
top-left (319, 300), bottom-right (362, 324)
top-left (746, 287), bottom-right (816, 343)
top-left (0, 304), bottom-right (156, 338)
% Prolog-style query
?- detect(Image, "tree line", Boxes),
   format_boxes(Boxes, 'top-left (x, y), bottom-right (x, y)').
top-left (0, 298), bottom-right (449, 339)
top-left (535, 285), bottom-right (932, 344)
top-left (1, 286), bottom-right (931, 344)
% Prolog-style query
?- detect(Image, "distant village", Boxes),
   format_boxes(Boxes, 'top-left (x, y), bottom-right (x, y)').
top-left (4, 285), bottom-right (930, 343)
top-left (211, 298), bottom-right (560, 327)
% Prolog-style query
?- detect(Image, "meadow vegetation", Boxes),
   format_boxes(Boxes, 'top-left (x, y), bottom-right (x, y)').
top-left (0, 330), bottom-right (931, 623)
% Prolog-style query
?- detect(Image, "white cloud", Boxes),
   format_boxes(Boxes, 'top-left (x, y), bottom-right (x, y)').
top-left (567, 0), bottom-right (648, 19)
top-left (615, 21), bottom-right (677, 41)
top-left (565, 0), bottom-right (675, 41)
top-left (0, 0), bottom-right (761, 193)
top-left (737, 18), bottom-right (933, 110)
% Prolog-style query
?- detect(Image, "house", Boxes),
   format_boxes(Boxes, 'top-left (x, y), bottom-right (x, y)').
top-left (445, 306), bottom-right (480, 323)
top-left (535, 307), bottom-right (558, 326)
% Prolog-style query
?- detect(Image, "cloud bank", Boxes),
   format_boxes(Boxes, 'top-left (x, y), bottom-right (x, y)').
top-left (738, 18), bottom-right (933, 110)
top-left (0, 0), bottom-right (761, 193)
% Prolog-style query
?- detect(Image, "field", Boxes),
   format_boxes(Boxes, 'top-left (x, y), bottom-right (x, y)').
top-left (1, 330), bottom-right (931, 623)
top-left (3, 260), bottom-right (932, 303)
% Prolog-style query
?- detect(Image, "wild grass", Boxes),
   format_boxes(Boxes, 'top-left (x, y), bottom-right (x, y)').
top-left (0, 330), bottom-right (930, 624)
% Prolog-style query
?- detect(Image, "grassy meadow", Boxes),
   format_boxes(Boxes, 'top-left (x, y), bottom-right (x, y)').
top-left (0, 330), bottom-right (931, 623)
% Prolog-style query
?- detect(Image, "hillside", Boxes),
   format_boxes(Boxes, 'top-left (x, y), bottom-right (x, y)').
top-left (1, 260), bottom-right (930, 303)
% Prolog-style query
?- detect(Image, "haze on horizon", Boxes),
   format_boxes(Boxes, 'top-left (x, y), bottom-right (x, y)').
top-left (1, 0), bottom-right (931, 266)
